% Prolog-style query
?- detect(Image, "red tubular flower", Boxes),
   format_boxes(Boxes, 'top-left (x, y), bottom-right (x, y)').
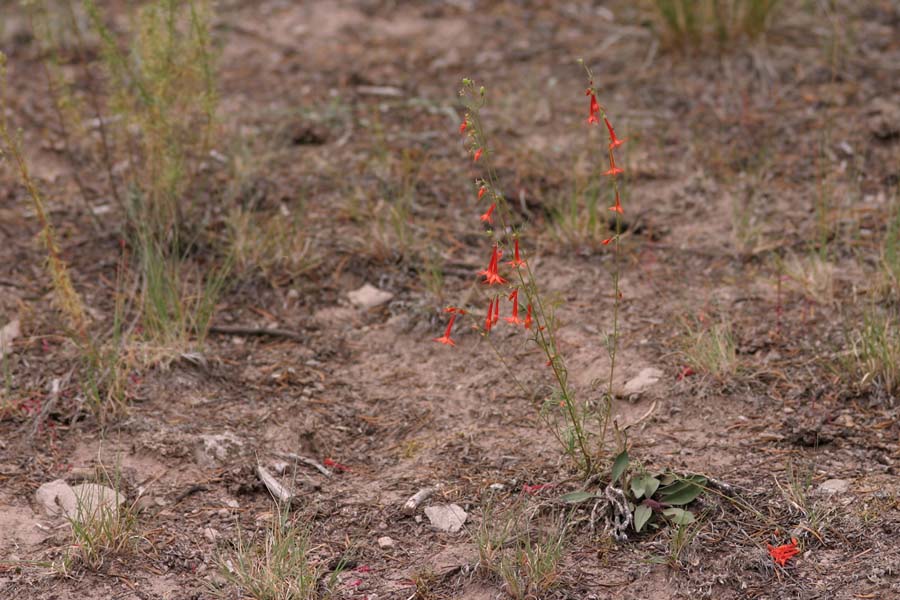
top-left (586, 90), bottom-right (600, 125)
top-left (524, 304), bottom-right (533, 329)
top-left (478, 185), bottom-right (486, 200)
top-left (484, 297), bottom-right (495, 332)
top-left (478, 245), bottom-right (498, 279)
top-left (493, 294), bottom-right (500, 324)
top-left (604, 148), bottom-right (624, 177)
top-left (480, 203), bottom-right (496, 224)
top-left (506, 238), bottom-right (526, 268)
top-left (602, 237), bottom-right (613, 246)
top-left (479, 244), bottom-right (507, 286)
top-left (474, 148), bottom-right (483, 162)
top-left (433, 314), bottom-right (457, 346)
top-left (460, 120), bottom-right (467, 134)
top-left (609, 189), bottom-right (623, 214)
top-left (767, 538), bottom-right (800, 567)
top-left (505, 289), bottom-right (523, 325)
top-left (676, 366), bottom-right (695, 380)
top-left (444, 306), bottom-right (467, 315)
top-left (604, 117), bottom-right (625, 149)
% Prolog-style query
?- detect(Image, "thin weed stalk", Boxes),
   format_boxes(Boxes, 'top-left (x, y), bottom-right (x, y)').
top-left (583, 62), bottom-right (626, 451)
top-left (0, 53), bottom-right (89, 342)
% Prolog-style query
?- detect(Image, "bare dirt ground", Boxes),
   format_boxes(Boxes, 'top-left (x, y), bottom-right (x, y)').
top-left (1, 1), bottom-right (899, 599)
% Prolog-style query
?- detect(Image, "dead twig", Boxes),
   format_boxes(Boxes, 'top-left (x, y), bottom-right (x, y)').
top-left (208, 325), bottom-right (305, 342)
top-left (274, 452), bottom-right (332, 477)
top-left (257, 465), bottom-right (294, 503)
top-left (402, 485), bottom-right (438, 515)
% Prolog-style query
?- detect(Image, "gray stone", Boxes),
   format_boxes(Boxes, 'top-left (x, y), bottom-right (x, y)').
top-left (817, 479), bottom-right (850, 495)
top-left (424, 504), bottom-right (467, 533)
top-left (35, 479), bottom-right (77, 517)
top-left (623, 367), bottom-right (664, 396)
top-left (348, 284), bottom-right (393, 309)
top-left (35, 479), bottom-right (124, 520)
top-left (377, 536), bottom-right (395, 548)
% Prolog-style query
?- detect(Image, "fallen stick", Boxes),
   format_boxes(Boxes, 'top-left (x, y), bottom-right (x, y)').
top-left (257, 466), bottom-right (294, 503)
top-left (402, 486), bottom-right (438, 515)
top-left (208, 325), bottom-right (306, 342)
top-left (623, 400), bottom-right (657, 431)
top-left (274, 452), bottom-right (332, 477)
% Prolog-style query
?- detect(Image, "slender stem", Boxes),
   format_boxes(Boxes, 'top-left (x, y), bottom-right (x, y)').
top-left (463, 83), bottom-right (593, 473)
top-left (484, 332), bottom-right (530, 401)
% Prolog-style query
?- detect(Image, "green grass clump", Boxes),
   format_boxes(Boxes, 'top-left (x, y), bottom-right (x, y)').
top-left (215, 506), bottom-right (336, 600)
top-left (844, 310), bottom-right (900, 400)
top-left (653, 0), bottom-right (779, 49)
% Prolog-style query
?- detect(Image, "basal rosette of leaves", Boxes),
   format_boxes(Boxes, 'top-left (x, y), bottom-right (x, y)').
top-left (560, 451), bottom-right (708, 534)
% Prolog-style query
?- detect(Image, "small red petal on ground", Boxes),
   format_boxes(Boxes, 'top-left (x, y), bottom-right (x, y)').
top-left (522, 483), bottom-right (553, 495)
top-left (676, 366), bottom-right (696, 380)
top-left (323, 458), bottom-right (351, 472)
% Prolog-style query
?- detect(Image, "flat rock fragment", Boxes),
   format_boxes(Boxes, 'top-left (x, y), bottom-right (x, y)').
top-left (424, 503), bottom-right (467, 533)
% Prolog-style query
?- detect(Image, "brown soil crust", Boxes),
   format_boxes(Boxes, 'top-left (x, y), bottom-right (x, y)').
top-left (1, 1), bottom-right (899, 599)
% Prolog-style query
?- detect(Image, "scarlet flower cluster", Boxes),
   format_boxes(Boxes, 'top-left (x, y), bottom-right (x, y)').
top-left (432, 109), bottom-right (536, 347)
top-left (767, 538), bottom-right (800, 567)
top-left (586, 82), bottom-right (626, 245)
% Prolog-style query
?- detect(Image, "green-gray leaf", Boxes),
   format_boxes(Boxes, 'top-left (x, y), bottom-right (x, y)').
top-left (644, 476), bottom-right (660, 498)
top-left (662, 507), bottom-right (695, 525)
top-left (630, 477), bottom-right (646, 499)
top-left (659, 477), bottom-right (706, 505)
top-left (560, 491), bottom-right (596, 504)
top-left (611, 451), bottom-right (629, 484)
top-left (634, 504), bottom-right (652, 532)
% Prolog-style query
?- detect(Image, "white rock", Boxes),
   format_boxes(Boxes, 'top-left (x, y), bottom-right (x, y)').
top-left (35, 479), bottom-right (77, 517)
top-left (0, 319), bottom-right (20, 359)
top-left (347, 284), bottom-right (393, 309)
top-left (377, 536), bottom-right (395, 548)
top-left (424, 504), bottom-right (467, 533)
top-left (623, 367), bottom-right (664, 396)
top-left (35, 480), bottom-right (124, 520)
top-left (817, 479), bottom-right (850, 495)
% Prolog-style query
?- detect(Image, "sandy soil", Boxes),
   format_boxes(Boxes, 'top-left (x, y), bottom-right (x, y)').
top-left (1, 1), bottom-right (899, 599)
